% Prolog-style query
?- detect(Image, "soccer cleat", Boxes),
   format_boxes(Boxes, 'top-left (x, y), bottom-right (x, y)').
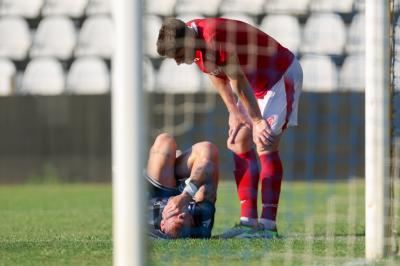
top-left (216, 223), bottom-right (260, 239)
top-left (252, 224), bottom-right (280, 239)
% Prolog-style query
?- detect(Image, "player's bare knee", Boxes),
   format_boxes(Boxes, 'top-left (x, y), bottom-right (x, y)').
top-left (256, 144), bottom-right (277, 154)
top-left (152, 133), bottom-right (176, 152)
top-left (227, 126), bottom-right (253, 153)
top-left (255, 135), bottom-right (281, 154)
top-left (193, 141), bottom-right (218, 162)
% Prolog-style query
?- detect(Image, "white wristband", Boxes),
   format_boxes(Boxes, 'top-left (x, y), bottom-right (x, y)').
top-left (183, 178), bottom-right (198, 197)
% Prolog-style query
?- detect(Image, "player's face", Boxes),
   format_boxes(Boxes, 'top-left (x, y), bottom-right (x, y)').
top-left (160, 212), bottom-right (194, 238)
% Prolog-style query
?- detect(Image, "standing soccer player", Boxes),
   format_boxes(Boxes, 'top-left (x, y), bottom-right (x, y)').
top-left (156, 18), bottom-right (303, 238)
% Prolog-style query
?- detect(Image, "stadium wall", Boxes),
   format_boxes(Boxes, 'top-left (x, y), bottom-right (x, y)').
top-left (0, 92), bottom-right (365, 183)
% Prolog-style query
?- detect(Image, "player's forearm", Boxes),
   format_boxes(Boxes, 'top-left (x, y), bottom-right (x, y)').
top-left (234, 77), bottom-right (263, 123)
top-left (187, 159), bottom-right (217, 203)
top-left (207, 74), bottom-right (238, 114)
top-left (223, 54), bottom-right (263, 123)
top-left (216, 85), bottom-right (239, 113)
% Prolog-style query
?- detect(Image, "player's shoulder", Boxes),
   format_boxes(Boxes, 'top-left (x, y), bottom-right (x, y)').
top-left (186, 18), bottom-right (203, 26)
top-left (186, 18), bottom-right (226, 27)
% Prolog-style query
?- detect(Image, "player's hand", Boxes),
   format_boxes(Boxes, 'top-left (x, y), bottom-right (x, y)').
top-left (162, 193), bottom-right (192, 220)
top-left (253, 119), bottom-right (275, 147)
top-left (228, 112), bottom-right (251, 144)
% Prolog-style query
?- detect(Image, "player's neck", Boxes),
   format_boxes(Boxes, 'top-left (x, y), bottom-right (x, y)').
top-left (187, 27), bottom-right (204, 50)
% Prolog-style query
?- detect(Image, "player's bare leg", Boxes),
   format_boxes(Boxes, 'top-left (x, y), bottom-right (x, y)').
top-left (146, 133), bottom-right (178, 188)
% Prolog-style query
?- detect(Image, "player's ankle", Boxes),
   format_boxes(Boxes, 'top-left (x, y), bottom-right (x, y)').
top-left (258, 218), bottom-right (277, 231)
top-left (240, 217), bottom-right (258, 227)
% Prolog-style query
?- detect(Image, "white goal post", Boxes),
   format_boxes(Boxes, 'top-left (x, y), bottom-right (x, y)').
top-left (112, 0), bottom-right (146, 265)
top-left (365, 0), bottom-right (393, 259)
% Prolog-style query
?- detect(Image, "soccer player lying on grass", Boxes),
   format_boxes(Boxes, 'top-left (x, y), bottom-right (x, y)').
top-left (157, 18), bottom-right (303, 238)
top-left (146, 133), bottom-right (219, 239)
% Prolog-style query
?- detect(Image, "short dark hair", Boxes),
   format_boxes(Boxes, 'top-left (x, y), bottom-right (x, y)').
top-left (157, 18), bottom-right (187, 57)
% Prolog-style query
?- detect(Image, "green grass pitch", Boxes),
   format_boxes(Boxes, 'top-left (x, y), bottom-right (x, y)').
top-left (0, 181), bottom-right (399, 265)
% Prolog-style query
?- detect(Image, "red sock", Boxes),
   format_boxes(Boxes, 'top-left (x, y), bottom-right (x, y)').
top-left (260, 151), bottom-right (283, 224)
top-left (233, 149), bottom-right (259, 222)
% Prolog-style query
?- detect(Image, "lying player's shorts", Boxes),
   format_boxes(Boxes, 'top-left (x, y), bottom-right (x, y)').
top-left (146, 171), bottom-right (185, 199)
top-left (238, 58), bottom-right (303, 135)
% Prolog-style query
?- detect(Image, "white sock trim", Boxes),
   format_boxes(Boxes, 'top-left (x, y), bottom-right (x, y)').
top-left (240, 217), bottom-right (258, 226)
top-left (262, 203), bottom-right (278, 208)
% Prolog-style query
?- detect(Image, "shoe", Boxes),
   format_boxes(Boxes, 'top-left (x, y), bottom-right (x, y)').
top-left (252, 224), bottom-right (280, 239)
top-left (216, 223), bottom-right (259, 239)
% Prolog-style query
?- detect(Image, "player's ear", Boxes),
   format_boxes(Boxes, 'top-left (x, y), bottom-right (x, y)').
top-left (160, 219), bottom-right (165, 228)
